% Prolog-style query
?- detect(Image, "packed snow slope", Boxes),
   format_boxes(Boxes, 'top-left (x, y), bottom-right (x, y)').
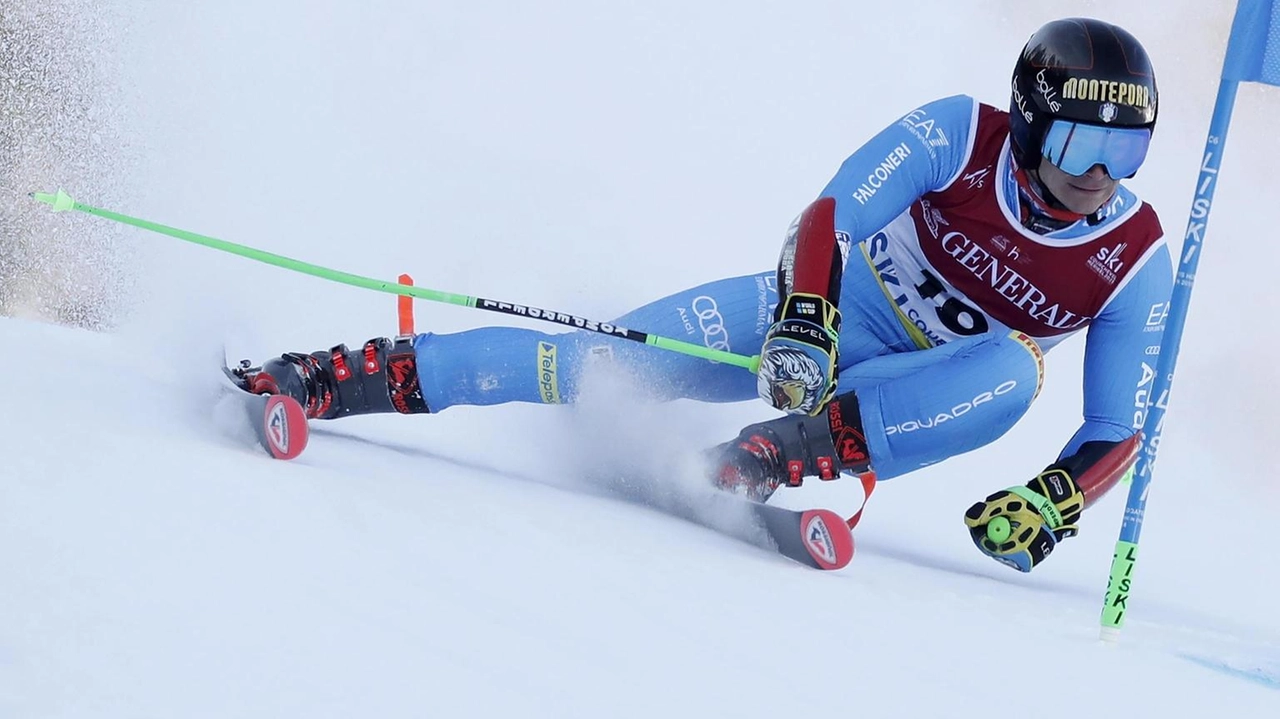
top-left (4, 1), bottom-right (1280, 717)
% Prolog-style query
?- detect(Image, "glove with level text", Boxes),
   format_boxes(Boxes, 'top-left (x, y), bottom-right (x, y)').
top-left (756, 292), bottom-right (840, 416)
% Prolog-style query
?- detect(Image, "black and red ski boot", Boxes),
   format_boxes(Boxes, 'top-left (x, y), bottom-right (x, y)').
top-left (710, 392), bottom-right (874, 503)
top-left (711, 429), bottom-right (789, 503)
top-left (232, 336), bottom-right (431, 420)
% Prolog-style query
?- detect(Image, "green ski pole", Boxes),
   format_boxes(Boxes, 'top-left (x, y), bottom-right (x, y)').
top-left (32, 188), bottom-right (760, 373)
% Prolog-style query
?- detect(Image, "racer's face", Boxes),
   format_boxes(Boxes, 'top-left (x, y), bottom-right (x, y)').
top-left (1035, 159), bottom-right (1119, 215)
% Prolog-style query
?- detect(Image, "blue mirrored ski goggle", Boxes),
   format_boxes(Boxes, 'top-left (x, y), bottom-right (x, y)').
top-left (1041, 120), bottom-right (1152, 179)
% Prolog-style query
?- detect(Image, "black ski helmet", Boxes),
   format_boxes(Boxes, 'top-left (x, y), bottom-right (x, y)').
top-left (1009, 18), bottom-right (1158, 174)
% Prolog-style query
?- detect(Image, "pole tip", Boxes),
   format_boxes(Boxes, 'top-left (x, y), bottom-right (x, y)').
top-left (31, 188), bottom-right (76, 212)
top-left (1099, 625), bottom-right (1122, 644)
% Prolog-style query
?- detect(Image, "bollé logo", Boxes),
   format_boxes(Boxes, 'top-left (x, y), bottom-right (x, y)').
top-left (1034, 69), bottom-right (1062, 112)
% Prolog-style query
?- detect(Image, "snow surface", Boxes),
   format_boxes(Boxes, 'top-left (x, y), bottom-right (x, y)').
top-left (4, 1), bottom-right (1280, 717)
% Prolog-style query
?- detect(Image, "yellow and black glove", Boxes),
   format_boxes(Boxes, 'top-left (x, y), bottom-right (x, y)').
top-left (756, 292), bottom-right (841, 416)
top-left (963, 468), bottom-right (1085, 572)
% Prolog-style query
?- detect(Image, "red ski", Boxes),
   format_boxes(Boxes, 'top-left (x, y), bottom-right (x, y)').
top-left (221, 364), bottom-right (309, 460)
top-left (626, 485), bottom-right (857, 570)
top-left (744, 502), bottom-right (855, 570)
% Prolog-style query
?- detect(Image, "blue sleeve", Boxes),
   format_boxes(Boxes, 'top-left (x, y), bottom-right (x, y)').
top-left (1058, 243), bottom-right (1174, 458)
top-left (820, 94), bottom-right (978, 242)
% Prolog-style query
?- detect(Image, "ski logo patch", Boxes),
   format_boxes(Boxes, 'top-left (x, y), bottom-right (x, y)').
top-left (255, 395), bottom-right (308, 461)
top-left (265, 400), bottom-right (291, 455)
top-left (804, 514), bottom-right (838, 566)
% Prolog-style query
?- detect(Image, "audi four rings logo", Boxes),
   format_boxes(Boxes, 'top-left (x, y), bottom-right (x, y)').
top-left (691, 296), bottom-right (730, 351)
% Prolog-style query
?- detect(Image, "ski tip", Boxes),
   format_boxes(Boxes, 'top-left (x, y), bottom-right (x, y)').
top-left (258, 394), bottom-right (309, 460)
top-left (799, 508), bottom-right (855, 570)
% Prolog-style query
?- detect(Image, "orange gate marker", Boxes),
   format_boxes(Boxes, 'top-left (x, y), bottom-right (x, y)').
top-left (397, 274), bottom-right (415, 337)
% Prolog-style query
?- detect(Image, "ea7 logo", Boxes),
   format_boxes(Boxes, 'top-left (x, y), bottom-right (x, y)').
top-left (1145, 302), bottom-right (1169, 328)
top-left (899, 109), bottom-right (950, 150)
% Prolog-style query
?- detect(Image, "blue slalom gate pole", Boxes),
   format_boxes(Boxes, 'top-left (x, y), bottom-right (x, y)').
top-left (1100, 0), bottom-right (1280, 641)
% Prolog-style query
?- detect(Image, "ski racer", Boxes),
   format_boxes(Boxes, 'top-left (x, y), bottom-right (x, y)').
top-left (233, 17), bottom-right (1171, 573)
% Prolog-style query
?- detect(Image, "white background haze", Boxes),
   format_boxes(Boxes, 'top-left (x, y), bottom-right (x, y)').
top-left (2, 1), bottom-right (1279, 717)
